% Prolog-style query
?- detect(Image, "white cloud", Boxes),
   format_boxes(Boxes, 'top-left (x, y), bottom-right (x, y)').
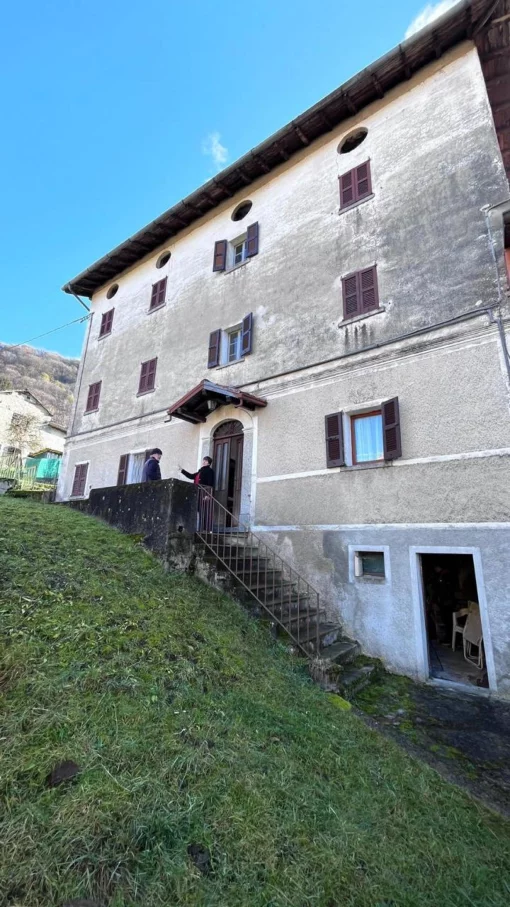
top-left (202, 131), bottom-right (229, 171)
top-left (405, 0), bottom-right (458, 39)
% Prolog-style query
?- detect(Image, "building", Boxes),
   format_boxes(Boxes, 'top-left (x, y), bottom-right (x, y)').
top-left (0, 389), bottom-right (66, 491)
top-left (58, 1), bottom-right (510, 696)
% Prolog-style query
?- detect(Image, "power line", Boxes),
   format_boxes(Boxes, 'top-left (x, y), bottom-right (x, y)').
top-left (3, 314), bottom-right (91, 351)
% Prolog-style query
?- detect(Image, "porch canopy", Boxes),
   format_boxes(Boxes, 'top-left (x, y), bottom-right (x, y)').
top-left (167, 379), bottom-right (267, 425)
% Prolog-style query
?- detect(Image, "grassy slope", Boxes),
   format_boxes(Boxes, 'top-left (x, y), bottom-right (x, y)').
top-left (1, 500), bottom-right (509, 907)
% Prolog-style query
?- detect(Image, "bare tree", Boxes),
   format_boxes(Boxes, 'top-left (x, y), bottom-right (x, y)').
top-left (8, 413), bottom-right (42, 457)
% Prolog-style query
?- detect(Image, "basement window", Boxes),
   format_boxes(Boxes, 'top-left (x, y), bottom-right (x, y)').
top-left (355, 551), bottom-right (386, 578)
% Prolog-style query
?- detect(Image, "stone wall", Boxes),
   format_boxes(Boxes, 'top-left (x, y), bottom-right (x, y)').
top-left (69, 478), bottom-right (198, 571)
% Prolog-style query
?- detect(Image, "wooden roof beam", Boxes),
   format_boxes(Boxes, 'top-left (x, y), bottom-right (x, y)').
top-left (213, 179), bottom-right (234, 198)
top-left (400, 47), bottom-right (413, 79)
top-left (274, 139), bottom-right (290, 161)
top-left (251, 152), bottom-right (271, 173)
top-left (293, 122), bottom-right (310, 145)
top-left (318, 110), bottom-right (333, 130)
top-left (341, 89), bottom-right (357, 114)
top-left (237, 166), bottom-right (252, 185)
top-left (432, 30), bottom-right (443, 59)
top-left (371, 72), bottom-right (385, 98)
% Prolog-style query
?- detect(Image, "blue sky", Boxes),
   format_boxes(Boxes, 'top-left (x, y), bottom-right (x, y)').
top-left (0, 0), bottom-right (455, 358)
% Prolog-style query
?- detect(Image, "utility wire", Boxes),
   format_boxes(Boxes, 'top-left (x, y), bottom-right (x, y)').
top-left (4, 313), bottom-right (91, 351)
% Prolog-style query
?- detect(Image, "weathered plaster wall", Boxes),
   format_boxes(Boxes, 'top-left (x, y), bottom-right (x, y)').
top-left (258, 525), bottom-right (510, 697)
top-left (66, 46), bottom-right (508, 445)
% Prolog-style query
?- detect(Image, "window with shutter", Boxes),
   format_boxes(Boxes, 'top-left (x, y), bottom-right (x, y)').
top-left (208, 329), bottom-right (221, 368)
top-left (99, 309), bottom-right (114, 338)
top-left (246, 222), bottom-right (259, 258)
top-left (339, 161), bottom-right (372, 210)
top-left (382, 397), bottom-right (402, 460)
top-left (150, 277), bottom-right (167, 311)
top-left (213, 240), bottom-right (227, 272)
top-left (71, 463), bottom-right (88, 497)
top-left (325, 412), bottom-right (345, 468)
top-left (138, 358), bottom-right (157, 394)
top-left (85, 381), bottom-right (102, 413)
top-left (241, 313), bottom-right (253, 356)
top-left (342, 266), bottom-right (378, 320)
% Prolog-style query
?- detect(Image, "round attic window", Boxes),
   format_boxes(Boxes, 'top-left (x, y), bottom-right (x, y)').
top-left (232, 200), bottom-right (253, 222)
top-left (106, 284), bottom-right (119, 299)
top-left (338, 128), bottom-right (368, 154)
top-left (156, 251), bottom-right (171, 268)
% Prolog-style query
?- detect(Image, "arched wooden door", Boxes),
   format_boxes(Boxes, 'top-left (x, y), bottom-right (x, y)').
top-left (212, 420), bottom-right (244, 520)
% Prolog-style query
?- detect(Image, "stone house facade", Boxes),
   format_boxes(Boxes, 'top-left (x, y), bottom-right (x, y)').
top-left (58, 2), bottom-right (510, 695)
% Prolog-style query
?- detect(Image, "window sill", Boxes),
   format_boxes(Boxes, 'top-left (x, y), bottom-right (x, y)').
top-left (148, 304), bottom-right (166, 314)
top-left (84, 408), bottom-right (99, 415)
top-left (339, 193), bottom-right (374, 215)
top-left (98, 332), bottom-right (112, 341)
top-left (355, 575), bottom-right (387, 584)
top-left (339, 306), bottom-right (385, 327)
top-left (225, 258), bottom-right (251, 275)
top-left (214, 358), bottom-right (246, 370)
top-left (137, 388), bottom-right (156, 397)
top-left (345, 460), bottom-right (389, 471)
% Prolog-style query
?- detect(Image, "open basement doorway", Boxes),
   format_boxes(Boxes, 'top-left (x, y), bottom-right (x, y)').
top-left (420, 553), bottom-right (488, 689)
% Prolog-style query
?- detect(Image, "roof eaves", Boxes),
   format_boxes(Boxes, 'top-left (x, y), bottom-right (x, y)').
top-left (64, 0), bottom-right (490, 298)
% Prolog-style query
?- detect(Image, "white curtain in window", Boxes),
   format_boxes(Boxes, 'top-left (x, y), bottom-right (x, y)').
top-left (354, 414), bottom-right (383, 462)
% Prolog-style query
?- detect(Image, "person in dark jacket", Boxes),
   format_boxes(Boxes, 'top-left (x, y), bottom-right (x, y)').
top-left (180, 457), bottom-right (215, 531)
top-left (180, 456), bottom-right (214, 488)
top-left (142, 448), bottom-right (162, 482)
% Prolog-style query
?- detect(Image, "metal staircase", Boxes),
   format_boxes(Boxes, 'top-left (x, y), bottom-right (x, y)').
top-left (195, 487), bottom-right (354, 662)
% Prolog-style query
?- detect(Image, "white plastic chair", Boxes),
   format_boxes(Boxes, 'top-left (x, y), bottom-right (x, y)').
top-left (452, 608), bottom-right (469, 651)
top-left (463, 605), bottom-right (484, 670)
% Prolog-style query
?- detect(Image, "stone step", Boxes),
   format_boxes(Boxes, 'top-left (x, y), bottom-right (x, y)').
top-left (320, 638), bottom-right (361, 665)
top-left (337, 664), bottom-right (376, 694)
top-left (281, 622), bottom-right (340, 649)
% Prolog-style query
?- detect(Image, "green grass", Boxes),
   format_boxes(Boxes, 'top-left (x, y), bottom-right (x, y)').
top-left (1, 499), bottom-right (510, 907)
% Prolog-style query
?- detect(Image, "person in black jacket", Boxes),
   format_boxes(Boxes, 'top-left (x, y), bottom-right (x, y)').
top-left (142, 448), bottom-right (162, 482)
top-left (180, 456), bottom-right (214, 488)
top-left (180, 457), bottom-right (215, 531)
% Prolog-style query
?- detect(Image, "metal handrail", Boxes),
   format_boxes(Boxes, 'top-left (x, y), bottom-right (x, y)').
top-left (196, 486), bottom-right (322, 656)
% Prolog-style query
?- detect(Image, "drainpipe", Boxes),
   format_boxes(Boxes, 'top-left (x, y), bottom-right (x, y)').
top-left (481, 201), bottom-right (510, 384)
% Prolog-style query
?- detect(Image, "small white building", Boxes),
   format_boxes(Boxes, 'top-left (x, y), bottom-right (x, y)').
top-left (58, 1), bottom-right (510, 696)
top-left (0, 390), bottom-right (66, 461)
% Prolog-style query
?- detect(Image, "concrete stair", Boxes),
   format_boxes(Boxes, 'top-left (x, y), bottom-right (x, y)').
top-left (194, 533), bottom-right (366, 688)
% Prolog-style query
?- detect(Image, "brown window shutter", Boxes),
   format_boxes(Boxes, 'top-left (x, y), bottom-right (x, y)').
top-left (342, 274), bottom-right (360, 318)
top-left (150, 277), bottom-right (167, 310)
top-left (147, 358), bottom-right (157, 390)
top-left (85, 381), bottom-right (101, 413)
top-left (72, 463), bottom-right (88, 496)
top-left (138, 361), bottom-right (148, 393)
top-left (325, 412), bottom-right (345, 468)
top-left (99, 309), bottom-right (114, 337)
top-left (241, 313), bottom-right (253, 356)
top-left (213, 240), bottom-right (227, 272)
top-left (117, 454), bottom-right (129, 486)
top-left (360, 266), bottom-right (378, 312)
top-left (340, 171), bottom-right (355, 208)
top-left (208, 329), bottom-right (221, 368)
top-left (340, 161), bottom-right (372, 209)
top-left (382, 397), bottom-right (402, 460)
top-left (246, 222), bottom-right (259, 257)
top-left (356, 161), bottom-right (371, 199)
